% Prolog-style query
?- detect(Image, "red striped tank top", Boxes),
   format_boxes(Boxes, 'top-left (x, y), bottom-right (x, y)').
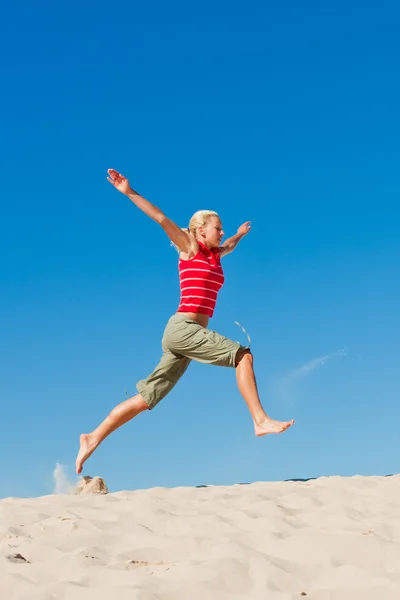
top-left (177, 241), bottom-right (225, 317)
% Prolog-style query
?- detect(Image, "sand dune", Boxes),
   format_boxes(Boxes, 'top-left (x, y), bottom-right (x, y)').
top-left (1, 474), bottom-right (400, 599)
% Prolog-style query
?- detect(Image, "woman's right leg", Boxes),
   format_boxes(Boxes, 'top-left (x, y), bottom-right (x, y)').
top-left (235, 351), bottom-right (294, 435)
top-left (168, 318), bottom-right (294, 436)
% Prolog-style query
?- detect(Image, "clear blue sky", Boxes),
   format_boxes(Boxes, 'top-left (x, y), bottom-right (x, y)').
top-left (1, 0), bottom-right (399, 498)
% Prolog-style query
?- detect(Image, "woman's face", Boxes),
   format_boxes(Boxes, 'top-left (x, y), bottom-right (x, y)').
top-left (201, 216), bottom-right (224, 248)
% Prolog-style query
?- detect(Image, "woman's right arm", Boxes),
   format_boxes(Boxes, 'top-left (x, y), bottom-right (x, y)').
top-left (107, 169), bottom-right (196, 254)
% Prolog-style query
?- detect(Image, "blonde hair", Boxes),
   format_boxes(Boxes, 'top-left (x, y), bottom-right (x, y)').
top-left (171, 210), bottom-right (219, 252)
top-left (188, 210), bottom-right (219, 237)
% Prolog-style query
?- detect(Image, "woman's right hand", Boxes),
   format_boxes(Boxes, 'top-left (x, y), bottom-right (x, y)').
top-left (107, 169), bottom-right (132, 195)
top-left (107, 168), bottom-right (194, 254)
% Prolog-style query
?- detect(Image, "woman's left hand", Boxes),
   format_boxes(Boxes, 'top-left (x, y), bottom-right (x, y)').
top-left (237, 221), bottom-right (251, 237)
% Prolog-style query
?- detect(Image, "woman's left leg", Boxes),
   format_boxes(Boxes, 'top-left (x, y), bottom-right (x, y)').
top-left (75, 349), bottom-right (191, 474)
top-left (75, 394), bottom-right (149, 474)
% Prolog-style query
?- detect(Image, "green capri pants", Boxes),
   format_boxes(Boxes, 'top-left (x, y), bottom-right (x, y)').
top-left (136, 313), bottom-right (250, 409)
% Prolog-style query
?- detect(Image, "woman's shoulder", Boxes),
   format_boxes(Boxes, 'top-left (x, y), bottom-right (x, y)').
top-left (179, 235), bottom-right (200, 261)
top-left (179, 248), bottom-right (200, 261)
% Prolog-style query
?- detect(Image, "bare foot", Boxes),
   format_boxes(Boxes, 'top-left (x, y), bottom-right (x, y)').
top-left (254, 418), bottom-right (295, 437)
top-left (75, 433), bottom-right (97, 474)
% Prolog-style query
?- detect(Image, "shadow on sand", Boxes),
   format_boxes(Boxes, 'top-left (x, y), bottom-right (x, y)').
top-left (195, 474), bottom-right (396, 489)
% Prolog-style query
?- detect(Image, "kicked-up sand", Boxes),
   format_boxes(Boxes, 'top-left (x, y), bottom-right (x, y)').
top-left (1, 474), bottom-right (400, 599)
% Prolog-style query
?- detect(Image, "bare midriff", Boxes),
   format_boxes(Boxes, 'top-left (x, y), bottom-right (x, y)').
top-left (176, 311), bottom-right (209, 329)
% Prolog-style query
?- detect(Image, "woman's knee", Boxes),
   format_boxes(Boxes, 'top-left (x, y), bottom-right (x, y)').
top-left (235, 349), bottom-right (253, 367)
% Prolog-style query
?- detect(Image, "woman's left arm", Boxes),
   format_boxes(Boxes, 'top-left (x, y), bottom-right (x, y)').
top-left (219, 221), bottom-right (251, 257)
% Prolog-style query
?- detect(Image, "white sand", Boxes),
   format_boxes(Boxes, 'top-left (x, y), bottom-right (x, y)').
top-left (1, 474), bottom-right (400, 599)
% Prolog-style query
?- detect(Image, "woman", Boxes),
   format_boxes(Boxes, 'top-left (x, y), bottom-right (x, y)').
top-left (75, 169), bottom-right (294, 474)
